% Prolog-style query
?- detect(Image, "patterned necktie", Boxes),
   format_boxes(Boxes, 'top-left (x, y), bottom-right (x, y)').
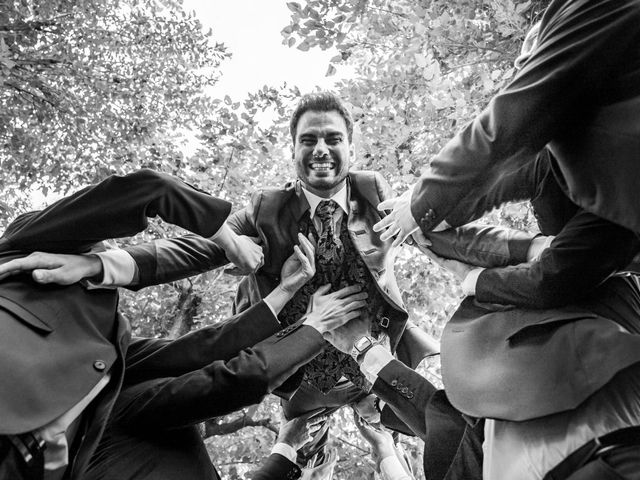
top-left (315, 200), bottom-right (344, 272)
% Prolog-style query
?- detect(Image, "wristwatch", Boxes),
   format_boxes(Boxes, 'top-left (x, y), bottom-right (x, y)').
top-left (350, 335), bottom-right (376, 361)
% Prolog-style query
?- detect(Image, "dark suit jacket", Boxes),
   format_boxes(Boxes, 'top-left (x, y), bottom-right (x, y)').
top-left (433, 153), bottom-right (640, 421)
top-left (0, 169), bottom-right (292, 479)
top-left (251, 454), bottom-right (301, 480)
top-left (84, 303), bottom-right (327, 480)
top-left (410, 0), bottom-right (640, 234)
top-left (361, 152), bottom-right (640, 479)
top-left (123, 171), bottom-right (441, 383)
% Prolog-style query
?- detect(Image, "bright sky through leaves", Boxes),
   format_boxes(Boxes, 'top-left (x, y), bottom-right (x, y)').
top-left (183, 0), bottom-right (342, 99)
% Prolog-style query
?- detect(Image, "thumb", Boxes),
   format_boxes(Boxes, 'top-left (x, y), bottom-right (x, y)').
top-left (377, 199), bottom-right (397, 211)
top-left (224, 266), bottom-right (248, 276)
top-left (307, 232), bottom-right (317, 249)
top-left (33, 268), bottom-right (65, 285)
top-left (314, 284), bottom-right (332, 296)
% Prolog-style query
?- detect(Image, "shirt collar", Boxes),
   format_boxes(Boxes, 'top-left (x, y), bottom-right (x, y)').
top-left (301, 183), bottom-right (349, 219)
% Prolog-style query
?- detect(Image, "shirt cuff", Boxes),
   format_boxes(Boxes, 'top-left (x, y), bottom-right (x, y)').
top-left (263, 285), bottom-right (294, 318)
top-left (432, 220), bottom-right (451, 232)
top-left (461, 267), bottom-right (484, 296)
top-left (271, 442), bottom-right (297, 463)
top-left (526, 235), bottom-right (554, 262)
top-left (85, 250), bottom-right (137, 289)
top-left (209, 222), bottom-right (227, 241)
top-left (380, 455), bottom-right (412, 480)
top-left (360, 345), bottom-right (394, 384)
top-left (263, 297), bottom-right (278, 319)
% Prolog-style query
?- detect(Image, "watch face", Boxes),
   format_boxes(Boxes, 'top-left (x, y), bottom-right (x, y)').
top-left (355, 336), bottom-right (373, 352)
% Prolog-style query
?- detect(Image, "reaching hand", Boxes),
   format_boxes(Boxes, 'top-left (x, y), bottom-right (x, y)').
top-left (0, 251), bottom-right (102, 284)
top-left (276, 409), bottom-right (327, 451)
top-left (353, 394), bottom-right (381, 425)
top-left (214, 223), bottom-right (264, 275)
top-left (323, 315), bottom-right (370, 354)
top-left (373, 187), bottom-right (419, 248)
top-left (353, 410), bottom-right (396, 463)
top-left (303, 284), bottom-right (368, 335)
top-left (279, 233), bottom-right (316, 294)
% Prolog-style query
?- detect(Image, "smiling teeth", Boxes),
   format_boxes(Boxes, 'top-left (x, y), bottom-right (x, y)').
top-left (310, 163), bottom-right (334, 171)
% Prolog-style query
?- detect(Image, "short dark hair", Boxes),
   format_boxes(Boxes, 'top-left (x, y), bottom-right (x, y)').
top-left (289, 91), bottom-right (354, 144)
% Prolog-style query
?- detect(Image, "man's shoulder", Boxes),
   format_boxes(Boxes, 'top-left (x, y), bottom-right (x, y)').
top-left (348, 170), bottom-right (389, 204)
top-left (245, 180), bottom-right (301, 224)
top-left (349, 169), bottom-right (384, 184)
top-left (251, 180), bottom-right (297, 205)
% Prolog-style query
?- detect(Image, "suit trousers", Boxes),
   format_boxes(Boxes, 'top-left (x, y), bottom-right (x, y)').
top-left (281, 380), bottom-right (365, 466)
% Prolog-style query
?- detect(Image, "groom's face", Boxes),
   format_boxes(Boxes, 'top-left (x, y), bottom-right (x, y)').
top-left (293, 109), bottom-right (353, 198)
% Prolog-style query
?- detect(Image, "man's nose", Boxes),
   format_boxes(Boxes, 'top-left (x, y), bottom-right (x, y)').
top-left (313, 139), bottom-right (329, 157)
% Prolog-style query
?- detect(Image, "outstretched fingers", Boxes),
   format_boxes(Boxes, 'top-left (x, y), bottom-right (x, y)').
top-left (331, 284), bottom-right (363, 298)
top-left (0, 252), bottom-right (61, 282)
top-left (297, 233), bottom-right (316, 272)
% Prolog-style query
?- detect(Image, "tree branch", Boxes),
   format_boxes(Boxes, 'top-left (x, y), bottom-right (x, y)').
top-left (203, 416), bottom-right (277, 439)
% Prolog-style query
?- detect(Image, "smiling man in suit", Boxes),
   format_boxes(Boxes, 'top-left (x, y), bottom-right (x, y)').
top-left (86, 92), bottom-right (440, 472)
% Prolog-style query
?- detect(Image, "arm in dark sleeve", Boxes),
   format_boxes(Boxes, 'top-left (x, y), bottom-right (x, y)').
top-left (124, 301), bottom-right (280, 384)
top-left (123, 195), bottom-right (261, 289)
top-left (424, 152), bottom-right (554, 266)
top-left (428, 225), bottom-right (536, 268)
top-left (113, 322), bottom-right (326, 429)
top-left (371, 359), bottom-right (438, 442)
top-left (411, 0), bottom-right (640, 231)
top-left (252, 454), bottom-right (301, 480)
top-left (2, 169), bottom-right (231, 253)
top-left (475, 209), bottom-right (640, 308)
top-left (443, 151), bottom-right (542, 227)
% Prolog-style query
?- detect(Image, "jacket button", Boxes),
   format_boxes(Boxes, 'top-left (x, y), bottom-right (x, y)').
top-left (391, 379), bottom-right (398, 387)
top-left (93, 360), bottom-right (107, 372)
top-left (401, 387), bottom-right (409, 394)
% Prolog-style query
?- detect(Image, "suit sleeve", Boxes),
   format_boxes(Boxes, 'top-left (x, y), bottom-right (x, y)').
top-left (123, 194), bottom-right (261, 289)
top-left (123, 301), bottom-right (280, 384)
top-left (371, 359), bottom-right (437, 442)
top-left (252, 454), bottom-right (301, 480)
top-left (475, 209), bottom-right (640, 308)
top-left (372, 360), bottom-right (485, 480)
top-left (410, 0), bottom-right (640, 231)
top-left (2, 169), bottom-right (231, 253)
top-left (112, 322), bottom-right (326, 429)
top-left (428, 225), bottom-right (535, 268)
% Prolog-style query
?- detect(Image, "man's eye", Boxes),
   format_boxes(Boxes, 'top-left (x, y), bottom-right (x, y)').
top-left (327, 137), bottom-right (342, 145)
top-left (300, 138), bottom-right (315, 146)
